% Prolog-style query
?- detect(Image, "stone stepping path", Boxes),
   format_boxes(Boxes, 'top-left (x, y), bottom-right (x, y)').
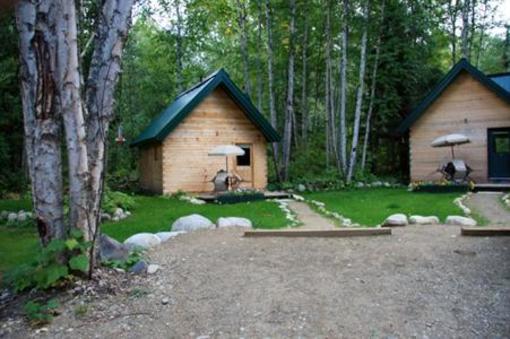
top-left (465, 192), bottom-right (510, 226)
top-left (286, 201), bottom-right (336, 230)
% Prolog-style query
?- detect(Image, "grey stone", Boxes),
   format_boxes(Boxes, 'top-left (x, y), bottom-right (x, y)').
top-left (124, 233), bottom-right (161, 250)
top-left (99, 234), bottom-right (130, 262)
top-left (297, 184), bottom-right (306, 192)
top-left (7, 213), bottom-right (17, 223)
top-left (161, 297), bottom-right (169, 305)
top-left (129, 260), bottom-right (148, 274)
top-left (217, 217), bottom-right (252, 228)
top-left (114, 208), bottom-right (124, 218)
top-left (100, 213), bottom-right (112, 221)
top-left (382, 213), bottom-right (408, 227)
top-left (171, 214), bottom-right (214, 232)
top-left (147, 264), bottom-right (159, 274)
top-left (17, 212), bottom-right (27, 222)
top-left (409, 215), bottom-right (439, 225)
top-left (0, 211), bottom-right (8, 219)
top-left (156, 231), bottom-right (186, 242)
top-left (445, 216), bottom-right (477, 226)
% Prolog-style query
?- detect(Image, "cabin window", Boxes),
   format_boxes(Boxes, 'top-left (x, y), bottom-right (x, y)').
top-left (494, 132), bottom-right (510, 154)
top-left (236, 145), bottom-right (251, 166)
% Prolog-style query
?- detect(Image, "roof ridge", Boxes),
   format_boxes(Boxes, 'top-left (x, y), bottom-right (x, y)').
top-left (488, 71), bottom-right (510, 77)
top-left (175, 69), bottom-right (225, 98)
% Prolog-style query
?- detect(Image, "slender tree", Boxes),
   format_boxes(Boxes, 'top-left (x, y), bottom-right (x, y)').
top-left (337, 0), bottom-right (349, 174)
top-left (236, 0), bottom-right (251, 95)
top-left (461, 0), bottom-right (470, 59)
top-left (281, 0), bottom-right (296, 181)
top-left (175, 0), bottom-right (184, 93)
top-left (346, 0), bottom-right (370, 183)
top-left (300, 11), bottom-right (309, 144)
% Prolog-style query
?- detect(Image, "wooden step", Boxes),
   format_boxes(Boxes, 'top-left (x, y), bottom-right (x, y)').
top-left (244, 228), bottom-right (391, 238)
top-left (461, 227), bottom-right (510, 236)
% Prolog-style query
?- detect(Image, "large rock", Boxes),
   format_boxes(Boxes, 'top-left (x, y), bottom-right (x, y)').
top-left (171, 214), bottom-right (214, 232)
top-left (7, 213), bottom-right (17, 223)
top-left (130, 260), bottom-right (148, 274)
top-left (156, 231), bottom-right (186, 242)
top-left (382, 213), bottom-right (408, 227)
top-left (409, 215), bottom-right (439, 225)
top-left (445, 216), bottom-right (477, 226)
top-left (17, 212), bottom-right (27, 222)
top-left (124, 233), bottom-right (161, 250)
top-left (99, 234), bottom-right (130, 261)
top-left (217, 217), bottom-right (252, 228)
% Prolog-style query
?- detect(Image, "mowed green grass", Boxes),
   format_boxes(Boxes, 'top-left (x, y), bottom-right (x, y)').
top-left (102, 195), bottom-right (288, 241)
top-left (305, 188), bottom-right (465, 226)
top-left (0, 196), bottom-right (288, 271)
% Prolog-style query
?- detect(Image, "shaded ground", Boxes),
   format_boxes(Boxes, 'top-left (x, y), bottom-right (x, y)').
top-left (287, 201), bottom-right (336, 230)
top-left (4, 226), bottom-right (509, 338)
top-left (466, 192), bottom-right (510, 226)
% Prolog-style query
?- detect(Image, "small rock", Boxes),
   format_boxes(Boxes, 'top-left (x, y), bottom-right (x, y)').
top-left (99, 234), bottom-right (130, 262)
top-left (147, 264), bottom-right (159, 274)
top-left (217, 217), bottom-right (252, 228)
top-left (112, 216), bottom-right (120, 222)
top-left (382, 213), bottom-right (408, 227)
top-left (171, 214), bottom-right (214, 232)
top-left (161, 297), bottom-right (169, 305)
top-left (16, 212), bottom-right (27, 222)
top-left (114, 208), bottom-right (124, 218)
top-left (0, 211), bottom-right (8, 219)
top-left (355, 182), bottom-right (365, 188)
top-left (130, 260), bottom-right (148, 274)
top-left (445, 216), bottom-right (477, 226)
top-left (100, 213), bottom-right (112, 221)
top-left (124, 233), bottom-right (161, 250)
top-left (7, 213), bottom-right (17, 223)
top-left (297, 184), bottom-right (306, 192)
top-left (409, 215), bottom-right (439, 225)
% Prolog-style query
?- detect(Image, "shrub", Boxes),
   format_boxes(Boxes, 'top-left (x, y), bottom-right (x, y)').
top-left (24, 299), bottom-right (59, 326)
top-left (102, 188), bottom-right (136, 214)
top-left (215, 190), bottom-right (265, 204)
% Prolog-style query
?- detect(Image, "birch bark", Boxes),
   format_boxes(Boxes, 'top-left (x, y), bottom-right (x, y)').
top-left (337, 0), bottom-right (349, 174)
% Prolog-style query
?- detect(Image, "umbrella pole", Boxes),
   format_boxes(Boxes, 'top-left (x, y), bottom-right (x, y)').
top-left (451, 146), bottom-right (455, 159)
top-left (225, 156), bottom-right (230, 191)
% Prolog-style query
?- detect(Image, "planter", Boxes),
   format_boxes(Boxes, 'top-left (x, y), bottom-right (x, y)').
top-left (412, 185), bottom-right (470, 193)
top-left (215, 192), bottom-right (265, 204)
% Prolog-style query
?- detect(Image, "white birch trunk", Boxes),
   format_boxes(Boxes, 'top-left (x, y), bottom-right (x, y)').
top-left (175, 0), bottom-right (184, 93)
top-left (15, 0), bottom-right (66, 245)
top-left (236, 0), bottom-right (251, 96)
top-left (461, 0), bottom-right (470, 60)
top-left (346, 0), bottom-right (370, 183)
top-left (281, 0), bottom-right (296, 181)
top-left (300, 13), bottom-right (309, 144)
top-left (338, 0), bottom-right (349, 175)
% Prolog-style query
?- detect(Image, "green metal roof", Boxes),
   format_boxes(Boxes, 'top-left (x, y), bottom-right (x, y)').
top-left (397, 58), bottom-right (510, 134)
top-left (131, 69), bottom-right (280, 147)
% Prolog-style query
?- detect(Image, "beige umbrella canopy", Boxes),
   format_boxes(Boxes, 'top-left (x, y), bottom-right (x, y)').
top-left (208, 145), bottom-right (245, 173)
top-left (431, 133), bottom-right (470, 158)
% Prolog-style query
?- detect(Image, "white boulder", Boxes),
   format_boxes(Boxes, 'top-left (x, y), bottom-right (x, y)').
top-left (124, 233), bottom-right (161, 250)
top-left (156, 231), bottom-right (186, 242)
top-left (409, 215), bottom-right (439, 225)
top-left (217, 217), bottom-right (253, 228)
top-left (17, 212), bottom-right (27, 222)
top-left (171, 214), bottom-right (214, 232)
top-left (445, 216), bottom-right (477, 226)
top-left (0, 211), bottom-right (8, 219)
top-left (147, 264), bottom-right (160, 274)
top-left (382, 213), bottom-right (408, 227)
top-left (7, 213), bottom-right (17, 223)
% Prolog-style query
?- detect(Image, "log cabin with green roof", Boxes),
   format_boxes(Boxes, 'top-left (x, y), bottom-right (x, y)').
top-left (398, 58), bottom-right (510, 184)
top-left (131, 69), bottom-right (280, 194)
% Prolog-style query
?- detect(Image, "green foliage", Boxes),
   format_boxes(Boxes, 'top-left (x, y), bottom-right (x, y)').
top-left (215, 191), bottom-right (265, 204)
top-left (24, 299), bottom-right (59, 326)
top-left (102, 188), bottom-right (136, 214)
top-left (4, 229), bottom-right (91, 292)
top-left (102, 250), bottom-right (143, 270)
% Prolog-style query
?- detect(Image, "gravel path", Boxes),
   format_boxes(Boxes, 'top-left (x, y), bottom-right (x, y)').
top-left (287, 201), bottom-right (336, 230)
top-left (466, 192), bottom-right (510, 225)
top-left (10, 225), bottom-right (509, 339)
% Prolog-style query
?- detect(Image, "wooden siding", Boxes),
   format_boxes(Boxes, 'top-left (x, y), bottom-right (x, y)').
top-left (410, 72), bottom-right (510, 183)
top-left (138, 144), bottom-right (163, 193)
top-left (158, 87), bottom-right (268, 193)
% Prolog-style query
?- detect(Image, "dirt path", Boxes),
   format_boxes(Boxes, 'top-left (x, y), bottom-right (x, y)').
top-left (5, 226), bottom-right (509, 338)
top-left (466, 192), bottom-right (510, 225)
top-left (287, 201), bottom-right (336, 230)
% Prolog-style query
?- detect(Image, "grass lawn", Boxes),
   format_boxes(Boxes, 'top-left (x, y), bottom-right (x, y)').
top-left (0, 196), bottom-right (288, 271)
top-left (305, 188), bottom-right (468, 226)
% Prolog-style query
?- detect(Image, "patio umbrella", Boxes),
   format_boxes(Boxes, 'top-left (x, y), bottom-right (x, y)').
top-left (208, 145), bottom-right (245, 173)
top-left (431, 133), bottom-right (470, 158)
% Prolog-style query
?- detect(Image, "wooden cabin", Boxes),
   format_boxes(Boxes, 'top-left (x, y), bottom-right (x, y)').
top-left (131, 69), bottom-right (280, 194)
top-left (398, 59), bottom-right (510, 183)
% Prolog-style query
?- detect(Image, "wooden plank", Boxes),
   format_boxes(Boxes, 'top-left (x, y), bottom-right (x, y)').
top-left (244, 228), bottom-right (392, 237)
top-left (461, 227), bottom-right (510, 236)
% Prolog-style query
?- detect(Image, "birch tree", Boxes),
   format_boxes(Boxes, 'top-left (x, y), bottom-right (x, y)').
top-left (337, 0), bottom-right (349, 174)
top-left (236, 0), bottom-right (251, 95)
top-left (175, 0), bottom-right (184, 93)
top-left (300, 12), bottom-right (309, 144)
top-left (281, 0), bottom-right (296, 181)
top-left (15, 0), bottom-right (135, 271)
top-left (461, 0), bottom-right (470, 59)
top-left (346, 0), bottom-right (370, 183)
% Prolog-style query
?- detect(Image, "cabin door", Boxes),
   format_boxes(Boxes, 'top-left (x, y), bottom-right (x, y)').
top-left (488, 128), bottom-right (510, 181)
top-left (235, 144), bottom-right (254, 188)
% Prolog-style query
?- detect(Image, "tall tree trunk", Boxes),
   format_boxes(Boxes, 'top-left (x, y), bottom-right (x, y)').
top-left (448, 0), bottom-right (459, 65)
top-left (346, 0), bottom-right (370, 183)
top-left (300, 12), bottom-right (309, 145)
top-left (236, 0), bottom-right (251, 96)
top-left (281, 0), bottom-right (296, 181)
top-left (361, 0), bottom-right (385, 173)
top-left (461, 0), bottom-right (470, 60)
top-left (337, 0), bottom-right (349, 175)
top-left (504, 25), bottom-right (510, 70)
top-left (15, 0), bottom-right (66, 246)
top-left (175, 0), bottom-right (184, 93)
top-left (325, 1), bottom-right (332, 166)
top-left (85, 0), bottom-right (135, 267)
top-left (255, 0), bottom-right (263, 111)
top-left (265, 0), bottom-right (281, 181)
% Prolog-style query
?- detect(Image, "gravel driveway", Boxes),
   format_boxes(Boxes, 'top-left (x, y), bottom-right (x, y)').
top-left (6, 225), bottom-right (510, 338)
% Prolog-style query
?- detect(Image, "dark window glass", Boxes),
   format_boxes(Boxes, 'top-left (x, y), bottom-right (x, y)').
top-left (237, 146), bottom-right (251, 166)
